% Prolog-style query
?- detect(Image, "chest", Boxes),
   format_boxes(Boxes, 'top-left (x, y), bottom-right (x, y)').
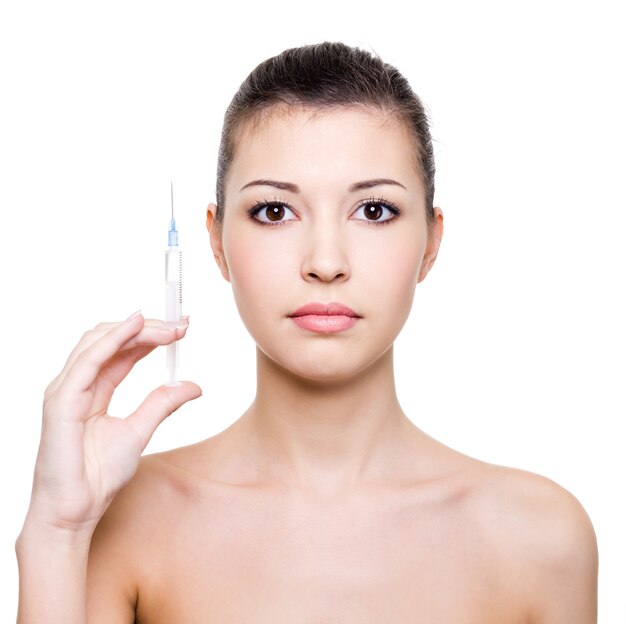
top-left (136, 488), bottom-right (526, 623)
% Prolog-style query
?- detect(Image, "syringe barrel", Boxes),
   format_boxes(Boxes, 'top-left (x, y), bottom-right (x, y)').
top-left (165, 246), bottom-right (182, 386)
top-left (165, 246), bottom-right (182, 322)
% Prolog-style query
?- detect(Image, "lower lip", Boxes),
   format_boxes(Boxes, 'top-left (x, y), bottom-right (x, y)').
top-left (289, 314), bottom-right (360, 333)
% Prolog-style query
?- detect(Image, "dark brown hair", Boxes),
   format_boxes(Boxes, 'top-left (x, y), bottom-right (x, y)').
top-left (215, 41), bottom-right (436, 228)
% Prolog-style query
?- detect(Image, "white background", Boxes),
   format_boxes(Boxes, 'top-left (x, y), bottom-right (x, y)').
top-left (2, 0), bottom-right (624, 619)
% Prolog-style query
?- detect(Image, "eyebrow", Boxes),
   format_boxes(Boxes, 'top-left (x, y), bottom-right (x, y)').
top-left (239, 178), bottom-right (407, 193)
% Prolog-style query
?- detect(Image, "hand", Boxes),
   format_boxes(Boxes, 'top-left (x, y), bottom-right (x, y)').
top-left (24, 311), bottom-right (202, 538)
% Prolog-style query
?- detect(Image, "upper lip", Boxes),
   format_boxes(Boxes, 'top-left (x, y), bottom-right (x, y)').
top-left (289, 301), bottom-right (361, 318)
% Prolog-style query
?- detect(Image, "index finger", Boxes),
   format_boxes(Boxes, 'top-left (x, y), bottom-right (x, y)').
top-left (59, 312), bottom-right (150, 396)
top-left (46, 314), bottom-right (189, 399)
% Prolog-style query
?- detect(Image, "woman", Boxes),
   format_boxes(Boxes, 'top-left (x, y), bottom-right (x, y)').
top-left (16, 41), bottom-right (598, 622)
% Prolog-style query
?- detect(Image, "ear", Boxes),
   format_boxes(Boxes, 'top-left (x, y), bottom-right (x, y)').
top-left (206, 203), bottom-right (231, 282)
top-left (417, 206), bottom-right (444, 283)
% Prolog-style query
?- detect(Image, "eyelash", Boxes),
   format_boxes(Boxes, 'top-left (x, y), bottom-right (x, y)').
top-left (247, 196), bottom-right (402, 227)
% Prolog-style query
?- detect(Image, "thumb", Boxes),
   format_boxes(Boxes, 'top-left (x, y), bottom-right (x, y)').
top-left (125, 381), bottom-right (203, 450)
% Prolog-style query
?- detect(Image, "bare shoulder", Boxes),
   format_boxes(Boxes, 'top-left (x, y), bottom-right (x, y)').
top-left (86, 450), bottom-right (197, 621)
top-left (90, 445), bottom-right (203, 547)
top-left (476, 463), bottom-right (598, 567)
top-left (469, 461), bottom-right (598, 622)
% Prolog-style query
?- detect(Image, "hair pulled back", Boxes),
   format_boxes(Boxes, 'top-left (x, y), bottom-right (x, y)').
top-left (215, 41), bottom-right (436, 227)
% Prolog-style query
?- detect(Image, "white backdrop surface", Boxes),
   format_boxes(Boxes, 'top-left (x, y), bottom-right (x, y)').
top-left (1, 0), bottom-right (624, 619)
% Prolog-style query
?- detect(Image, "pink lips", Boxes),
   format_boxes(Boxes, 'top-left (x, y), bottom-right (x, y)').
top-left (290, 302), bottom-right (360, 318)
top-left (288, 301), bottom-right (361, 333)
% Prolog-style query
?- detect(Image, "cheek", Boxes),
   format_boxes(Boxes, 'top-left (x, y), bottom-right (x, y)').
top-left (223, 229), bottom-right (294, 326)
top-left (354, 230), bottom-right (426, 312)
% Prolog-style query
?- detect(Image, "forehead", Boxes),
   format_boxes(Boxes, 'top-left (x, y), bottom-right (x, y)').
top-left (227, 106), bottom-right (423, 198)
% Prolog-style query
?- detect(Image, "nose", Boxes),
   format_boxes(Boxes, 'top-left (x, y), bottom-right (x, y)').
top-left (300, 219), bottom-right (351, 283)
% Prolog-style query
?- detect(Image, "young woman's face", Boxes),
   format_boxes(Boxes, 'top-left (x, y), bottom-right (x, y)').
top-left (207, 106), bottom-right (442, 382)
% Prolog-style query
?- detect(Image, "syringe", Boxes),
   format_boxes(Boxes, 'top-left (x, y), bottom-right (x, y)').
top-left (165, 181), bottom-right (182, 386)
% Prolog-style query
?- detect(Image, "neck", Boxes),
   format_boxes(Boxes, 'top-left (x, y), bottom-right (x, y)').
top-left (236, 343), bottom-right (418, 494)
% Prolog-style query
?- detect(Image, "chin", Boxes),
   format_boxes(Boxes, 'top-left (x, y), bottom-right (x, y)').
top-left (260, 342), bottom-right (381, 384)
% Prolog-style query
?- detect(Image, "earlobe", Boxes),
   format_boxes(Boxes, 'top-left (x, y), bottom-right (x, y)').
top-left (206, 204), bottom-right (231, 282)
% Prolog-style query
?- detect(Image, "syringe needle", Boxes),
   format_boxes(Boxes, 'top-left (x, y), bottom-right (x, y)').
top-left (171, 180), bottom-right (174, 220)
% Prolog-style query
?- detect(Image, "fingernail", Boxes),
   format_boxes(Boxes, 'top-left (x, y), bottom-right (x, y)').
top-left (174, 316), bottom-right (190, 328)
top-left (125, 309), bottom-right (143, 322)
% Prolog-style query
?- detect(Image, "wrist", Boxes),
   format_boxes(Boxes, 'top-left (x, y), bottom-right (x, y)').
top-left (17, 511), bottom-right (96, 554)
top-left (15, 513), bottom-right (92, 624)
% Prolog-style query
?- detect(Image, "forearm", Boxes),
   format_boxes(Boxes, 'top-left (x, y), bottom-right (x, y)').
top-left (15, 518), bottom-right (94, 624)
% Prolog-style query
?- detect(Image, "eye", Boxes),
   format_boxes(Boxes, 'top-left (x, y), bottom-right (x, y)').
top-left (248, 200), bottom-right (296, 226)
top-left (352, 196), bottom-right (401, 226)
top-left (247, 196), bottom-right (402, 227)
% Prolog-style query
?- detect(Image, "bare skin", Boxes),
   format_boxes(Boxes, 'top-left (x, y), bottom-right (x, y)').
top-left (17, 105), bottom-right (598, 623)
top-left (86, 417), bottom-right (598, 623)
